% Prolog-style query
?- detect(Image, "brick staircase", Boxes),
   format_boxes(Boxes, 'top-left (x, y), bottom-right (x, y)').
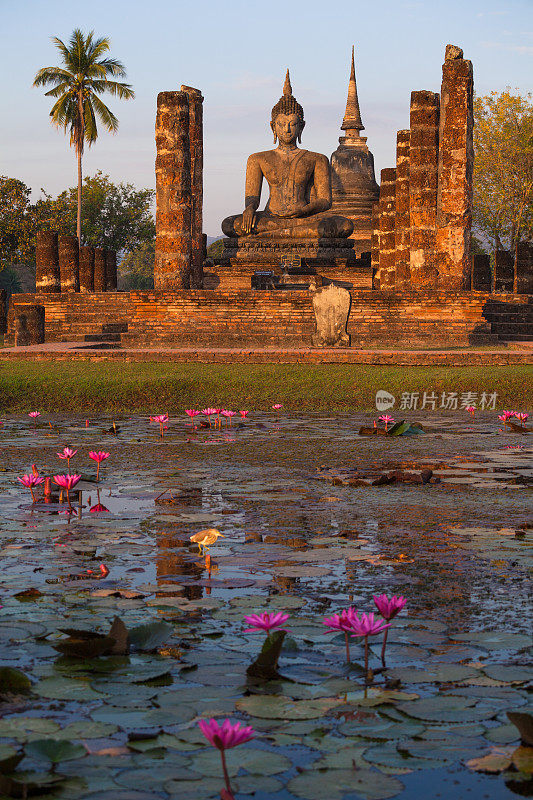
top-left (62, 322), bottom-right (127, 347)
top-left (482, 298), bottom-right (533, 343)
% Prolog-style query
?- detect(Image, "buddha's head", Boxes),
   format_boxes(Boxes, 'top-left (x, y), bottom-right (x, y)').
top-left (271, 70), bottom-right (305, 144)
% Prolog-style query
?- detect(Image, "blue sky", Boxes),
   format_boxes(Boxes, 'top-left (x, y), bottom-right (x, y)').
top-left (1, 0), bottom-right (532, 235)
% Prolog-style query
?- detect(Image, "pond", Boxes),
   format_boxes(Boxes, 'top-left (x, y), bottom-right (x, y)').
top-left (0, 411), bottom-right (531, 799)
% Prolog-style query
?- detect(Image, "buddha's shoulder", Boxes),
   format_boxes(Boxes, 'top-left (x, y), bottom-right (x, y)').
top-left (247, 149), bottom-right (275, 162)
top-left (305, 150), bottom-right (330, 165)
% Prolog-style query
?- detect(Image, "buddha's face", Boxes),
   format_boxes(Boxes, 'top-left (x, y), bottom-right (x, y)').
top-left (271, 112), bottom-right (304, 145)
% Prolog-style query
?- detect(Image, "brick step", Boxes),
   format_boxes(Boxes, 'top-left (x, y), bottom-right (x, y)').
top-left (102, 322), bottom-right (128, 333)
top-left (83, 333), bottom-right (122, 342)
top-left (498, 334), bottom-right (533, 342)
top-left (491, 323), bottom-right (533, 335)
top-left (484, 311), bottom-right (533, 321)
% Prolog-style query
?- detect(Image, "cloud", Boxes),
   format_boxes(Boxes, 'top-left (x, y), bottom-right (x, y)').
top-left (481, 41), bottom-right (533, 55)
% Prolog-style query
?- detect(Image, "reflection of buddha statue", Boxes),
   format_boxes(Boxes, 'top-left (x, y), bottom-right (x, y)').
top-left (222, 72), bottom-right (353, 241)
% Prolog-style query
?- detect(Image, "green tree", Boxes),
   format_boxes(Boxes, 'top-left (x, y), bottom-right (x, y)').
top-left (0, 177), bottom-right (35, 268)
top-left (33, 29), bottom-right (134, 243)
top-left (119, 241), bottom-right (155, 290)
top-left (473, 90), bottom-right (533, 259)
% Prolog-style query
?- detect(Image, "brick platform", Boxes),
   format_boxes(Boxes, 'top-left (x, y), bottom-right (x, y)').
top-left (7, 289), bottom-right (531, 351)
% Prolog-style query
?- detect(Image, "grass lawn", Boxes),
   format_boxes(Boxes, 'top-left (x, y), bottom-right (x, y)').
top-left (0, 362), bottom-right (531, 413)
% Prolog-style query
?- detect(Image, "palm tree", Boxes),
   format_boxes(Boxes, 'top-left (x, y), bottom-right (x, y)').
top-left (34, 29), bottom-right (134, 243)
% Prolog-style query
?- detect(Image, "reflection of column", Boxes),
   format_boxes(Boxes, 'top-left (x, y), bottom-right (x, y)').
top-left (94, 248), bottom-right (107, 291)
top-left (378, 168), bottom-right (396, 290)
top-left (35, 232), bottom-right (60, 293)
top-left (156, 532), bottom-right (202, 600)
top-left (58, 235), bottom-right (79, 292)
top-left (155, 91), bottom-right (192, 289)
top-left (105, 249), bottom-right (117, 291)
top-left (436, 46), bottom-right (474, 291)
top-left (182, 86), bottom-right (204, 288)
top-left (409, 90), bottom-right (439, 288)
top-left (395, 130), bottom-right (411, 290)
top-left (79, 246), bottom-right (95, 292)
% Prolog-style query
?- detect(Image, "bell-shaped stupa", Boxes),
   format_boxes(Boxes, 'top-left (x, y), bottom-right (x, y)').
top-left (330, 48), bottom-right (380, 255)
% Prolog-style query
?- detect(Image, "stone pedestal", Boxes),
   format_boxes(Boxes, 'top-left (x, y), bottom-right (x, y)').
top-left (15, 305), bottom-right (45, 346)
top-left (395, 130), bottom-right (411, 289)
top-left (471, 254), bottom-right (491, 292)
top-left (155, 91), bottom-right (191, 289)
top-left (377, 168), bottom-right (396, 290)
top-left (79, 246), bottom-right (95, 293)
top-left (35, 231), bottom-right (60, 293)
top-left (311, 284), bottom-right (351, 347)
top-left (436, 45), bottom-right (474, 290)
top-left (221, 236), bottom-right (355, 269)
top-left (494, 250), bottom-right (514, 292)
top-left (516, 242), bottom-right (533, 294)
top-left (105, 250), bottom-right (117, 291)
top-left (58, 235), bottom-right (79, 293)
top-left (409, 90), bottom-right (439, 287)
top-left (94, 248), bottom-right (107, 292)
top-left (182, 86), bottom-right (203, 284)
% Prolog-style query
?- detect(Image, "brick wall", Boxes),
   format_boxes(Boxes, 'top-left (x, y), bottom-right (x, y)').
top-left (6, 289), bottom-right (515, 349)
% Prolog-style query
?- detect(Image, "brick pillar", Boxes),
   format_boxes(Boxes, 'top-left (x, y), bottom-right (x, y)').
top-left (35, 231), bottom-right (60, 293)
top-left (94, 248), bottom-right (107, 291)
top-left (155, 91), bottom-right (192, 289)
top-left (15, 305), bottom-right (45, 345)
top-left (0, 289), bottom-right (6, 334)
top-left (105, 249), bottom-right (117, 291)
top-left (516, 241), bottom-right (533, 294)
top-left (494, 250), bottom-right (514, 292)
top-left (436, 45), bottom-right (474, 291)
top-left (182, 86), bottom-right (203, 287)
top-left (370, 202), bottom-right (380, 289)
top-left (471, 254), bottom-right (491, 292)
top-left (378, 168), bottom-right (397, 290)
top-left (79, 246), bottom-right (95, 292)
top-left (58, 235), bottom-right (79, 293)
top-left (409, 90), bottom-right (439, 287)
top-left (395, 130), bottom-right (411, 290)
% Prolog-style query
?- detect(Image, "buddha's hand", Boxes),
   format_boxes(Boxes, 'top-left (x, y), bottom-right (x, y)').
top-left (242, 206), bottom-right (256, 234)
top-left (283, 202), bottom-right (310, 218)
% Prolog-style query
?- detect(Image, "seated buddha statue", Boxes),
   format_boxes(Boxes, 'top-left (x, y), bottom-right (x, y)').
top-left (221, 72), bottom-right (353, 241)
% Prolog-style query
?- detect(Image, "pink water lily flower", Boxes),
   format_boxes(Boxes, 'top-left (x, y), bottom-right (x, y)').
top-left (515, 412), bottom-right (529, 425)
top-left (57, 447), bottom-right (77, 472)
top-left (53, 474), bottom-right (81, 508)
top-left (202, 408), bottom-right (218, 426)
top-left (378, 414), bottom-right (395, 431)
top-left (240, 410), bottom-right (249, 418)
top-left (221, 410), bottom-right (237, 426)
top-left (374, 594), bottom-right (406, 667)
top-left (244, 611), bottom-right (289, 634)
top-left (272, 404), bottom-right (282, 411)
top-left (323, 607), bottom-right (359, 663)
top-left (465, 405), bottom-right (476, 416)
top-left (198, 718), bottom-right (255, 795)
top-left (89, 450), bottom-right (110, 481)
top-left (349, 611), bottom-right (391, 677)
top-left (150, 414), bottom-right (168, 437)
top-left (17, 473), bottom-right (45, 502)
top-left (28, 411), bottom-right (41, 428)
top-left (498, 411), bottom-right (514, 429)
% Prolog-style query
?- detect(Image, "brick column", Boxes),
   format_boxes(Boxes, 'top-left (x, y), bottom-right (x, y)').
top-left (471, 254), bottom-right (491, 292)
top-left (182, 86), bottom-right (203, 287)
top-left (15, 305), bottom-right (45, 345)
top-left (370, 202), bottom-right (380, 289)
top-left (436, 45), bottom-right (474, 290)
top-left (377, 168), bottom-right (397, 290)
top-left (409, 90), bottom-right (439, 288)
top-left (105, 249), bottom-right (117, 291)
top-left (94, 247), bottom-right (107, 291)
top-left (35, 231), bottom-right (60, 293)
top-left (395, 130), bottom-right (411, 290)
top-left (79, 246), bottom-right (95, 292)
top-left (516, 241), bottom-right (533, 294)
top-left (494, 250), bottom-right (514, 292)
top-left (155, 91), bottom-right (192, 289)
top-left (58, 235), bottom-right (79, 293)
top-left (0, 289), bottom-right (6, 334)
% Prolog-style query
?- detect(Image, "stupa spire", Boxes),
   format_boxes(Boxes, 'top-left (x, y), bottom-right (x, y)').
top-left (341, 47), bottom-right (364, 135)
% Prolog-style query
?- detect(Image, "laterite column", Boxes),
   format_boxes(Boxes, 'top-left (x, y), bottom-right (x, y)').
top-left (394, 130), bottom-right (411, 290)
top-left (516, 242), bottom-right (533, 294)
top-left (409, 90), bottom-right (439, 287)
top-left (377, 168), bottom-right (396, 290)
top-left (35, 231), bottom-right (60, 293)
top-left (79, 246), bottom-right (95, 292)
top-left (15, 305), bottom-right (45, 346)
top-left (105, 249), bottom-right (117, 291)
top-left (471, 254), bottom-right (491, 292)
top-left (436, 45), bottom-right (474, 290)
top-left (155, 91), bottom-right (192, 289)
top-left (494, 250), bottom-right (514, 293)
top-left (94, 248), bottom-right (107, 292)
top-left (182, 85), bottom-right (204, 288)
top-left (58, 235), bottom-right (79, 292)
top-left (370, 202), bottom-right (380, 289)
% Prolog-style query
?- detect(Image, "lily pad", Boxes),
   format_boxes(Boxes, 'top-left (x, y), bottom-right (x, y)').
top-left (236, 694), bottom-right (344, 720)
top-left (191, 746), bottom-right (291, 777)
top-left (288, 768), bottom-right (404, 800)
top-left (128, 622), bottom-right (174, 651)
top-left (26, 738), bottom-right (87, 763)
top-left (398, 696), bottom-right (496, 723)
top-left (0, 667), bottom-right (31, 693)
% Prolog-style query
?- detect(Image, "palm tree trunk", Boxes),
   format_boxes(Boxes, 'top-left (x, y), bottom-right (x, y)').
top-left (77, 148), bottom-right (82, 244)
top-left (77, 89), bottom-right (85, 244)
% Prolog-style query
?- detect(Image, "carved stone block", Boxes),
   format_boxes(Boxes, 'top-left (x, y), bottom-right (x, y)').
top-left (311, 284), bottom-right (351, 347)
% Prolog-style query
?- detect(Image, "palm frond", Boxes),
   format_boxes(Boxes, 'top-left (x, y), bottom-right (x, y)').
top-left (83, 99), bottom-right (99, 145)
top-left (95, 57), bottom-right (127, 78)
top-left (96, 79), bottom-right (134, 100)
top-left (33, 66), bottom-right (73, 87)
top-left (90, 37), bottom-right (112, 61)
top-left (44, 82), bottom-right (72, 98)
top-left (90, 93), bottom-right (119, 133)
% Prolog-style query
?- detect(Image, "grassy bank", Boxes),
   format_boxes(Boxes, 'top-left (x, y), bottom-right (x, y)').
top-left (0, 362), bottom-right (531, 414)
